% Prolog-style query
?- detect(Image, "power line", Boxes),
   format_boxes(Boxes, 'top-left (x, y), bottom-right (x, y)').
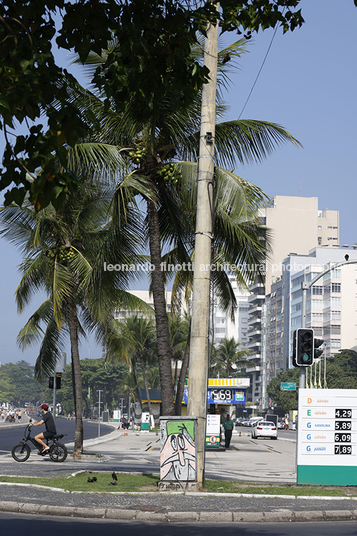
top-left (238, 21), bottom-right (283, 119)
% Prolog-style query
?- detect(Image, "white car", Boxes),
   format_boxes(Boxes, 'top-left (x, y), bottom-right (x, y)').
top-left (251, 421), bottom-right (278, 440)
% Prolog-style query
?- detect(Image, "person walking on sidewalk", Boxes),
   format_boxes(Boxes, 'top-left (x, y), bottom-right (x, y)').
top-left (223, 414), bottom-right (234, 448)
top-left (29, 404), bottom-right (56, 455)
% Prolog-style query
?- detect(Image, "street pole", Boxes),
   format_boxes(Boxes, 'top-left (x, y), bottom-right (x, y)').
top-left (187, 3), bottom-right (219, 489)
top-left (52, 370), bottom-right (56, 423)
top-left (300, 281), bottom-right (309, 388)
top-left (97, 389), bottom-right (103, 438)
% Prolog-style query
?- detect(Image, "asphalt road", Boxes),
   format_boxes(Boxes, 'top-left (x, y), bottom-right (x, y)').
top-left (0, 417), bottom-right (113, 452)
top-left (0, 513), bottom-right (357, 535)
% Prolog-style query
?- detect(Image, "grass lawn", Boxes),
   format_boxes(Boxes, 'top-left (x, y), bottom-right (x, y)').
top-left (0, 472), bottom-right (356, 496)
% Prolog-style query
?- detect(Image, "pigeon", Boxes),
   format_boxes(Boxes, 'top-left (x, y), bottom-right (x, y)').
top-left (87, 477), bottom-right (93, 483)
top-left (92, 477), bottom-right (97, 482)
top-left (111, 471), bottom-right (117, 481)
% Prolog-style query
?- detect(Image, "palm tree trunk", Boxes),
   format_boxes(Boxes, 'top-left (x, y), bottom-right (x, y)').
top-left (67, 298), bottom-right (83, 459)
top-left (147, 199), bottom-right (175, 416)
top-left (140, 356), bottom-right (153, 416)
top-left (174, 322), bottom-right (191, 416)
top-left (131, 362), bottom-right (142, 411)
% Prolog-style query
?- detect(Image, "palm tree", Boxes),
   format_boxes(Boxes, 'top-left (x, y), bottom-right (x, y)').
top-left (65, 37), bottom-right (300, 416)
top-left (168, 314), bottom-right (190, 388)
top-left (213, 337), bottom-right (251, 377)
top-left (0, 181), bottom-right (146, 457)
top-left (105, 315), bottom-right (157, 415)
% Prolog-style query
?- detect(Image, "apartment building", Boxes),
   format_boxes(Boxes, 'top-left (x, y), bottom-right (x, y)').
top-left (261, 246), bottom-right (357, 409)
top-left (211, 276), bottom-right (250, 346)
top-left (246, 196), bottom-right (339, 407)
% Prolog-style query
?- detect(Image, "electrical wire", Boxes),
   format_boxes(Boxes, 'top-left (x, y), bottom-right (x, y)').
top-left (238, 16), bottom-right (284, 119)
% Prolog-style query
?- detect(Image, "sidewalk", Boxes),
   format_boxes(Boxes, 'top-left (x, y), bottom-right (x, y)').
top-left (1, 427), bottom-right (356, 523)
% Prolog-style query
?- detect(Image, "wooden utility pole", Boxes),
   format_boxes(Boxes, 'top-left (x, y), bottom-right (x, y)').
top-left (187, 4), bottom-right (219, 488)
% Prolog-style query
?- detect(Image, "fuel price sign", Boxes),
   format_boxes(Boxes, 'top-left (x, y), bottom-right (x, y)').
top-left (297, 388), bottom-right (357, 486)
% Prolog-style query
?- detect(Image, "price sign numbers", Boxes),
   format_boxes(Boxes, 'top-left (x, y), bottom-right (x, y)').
top-left (335, 445), bottom-right (352, 455)
top-left (334, 408), bottom-right (353, 455)
top-left (211, 389), bottom-right (233, 402)
top-left (334, 433), bottom-right (352, 443)
top-left (335, 409), bottom-right (352, 419)
top-left (335, 420), bottom-right (352, 430)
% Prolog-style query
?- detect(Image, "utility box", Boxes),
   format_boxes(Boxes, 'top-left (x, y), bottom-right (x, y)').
top-left (102, 410), bottom-right (109, 423)
top-left (158, 416), bottom-right (198, 491)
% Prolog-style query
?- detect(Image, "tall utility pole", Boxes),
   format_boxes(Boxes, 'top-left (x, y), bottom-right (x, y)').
top-left (187, 4), bottom-right (219, 488)
top-left (96, 389), bottom-right (103, 438)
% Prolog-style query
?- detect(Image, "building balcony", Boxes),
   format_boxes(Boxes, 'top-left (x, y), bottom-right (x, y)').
top-left (248, 329), bottom-right (261, 337)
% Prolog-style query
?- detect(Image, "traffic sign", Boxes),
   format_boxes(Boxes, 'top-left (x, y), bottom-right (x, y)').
top-left (281, 382), bottom-right (297, 391)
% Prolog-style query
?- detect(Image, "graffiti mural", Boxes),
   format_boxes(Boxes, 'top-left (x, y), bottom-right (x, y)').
top-left (159, 419), bottom-right (197, 485)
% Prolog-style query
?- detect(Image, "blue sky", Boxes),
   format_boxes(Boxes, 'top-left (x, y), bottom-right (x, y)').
top-left (0, 0), bottom-right (356, 366)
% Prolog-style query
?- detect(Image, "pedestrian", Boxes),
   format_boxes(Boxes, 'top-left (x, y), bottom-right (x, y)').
top-left (223, 414), bottom-right (234, 448)
top-left (284, 416), bottom-right (289, 430)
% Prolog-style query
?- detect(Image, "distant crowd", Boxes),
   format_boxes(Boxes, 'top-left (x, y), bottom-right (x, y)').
top-left (0, 408), bottom-right (23, 423)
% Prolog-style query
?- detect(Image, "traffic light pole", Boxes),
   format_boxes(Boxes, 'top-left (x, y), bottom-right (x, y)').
top-left (299, 282), bottom-right (309, 388)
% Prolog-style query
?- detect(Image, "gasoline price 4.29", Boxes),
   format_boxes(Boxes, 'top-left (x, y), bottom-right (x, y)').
top-left (335, 409), bottom-right (352, 418)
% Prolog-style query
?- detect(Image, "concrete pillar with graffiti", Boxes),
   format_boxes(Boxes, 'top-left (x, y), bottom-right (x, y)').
top-left (158, 416), bottom-right (198, 491)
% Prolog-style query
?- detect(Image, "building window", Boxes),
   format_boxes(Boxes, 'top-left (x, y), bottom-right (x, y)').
top-left (331, 339), bottom-right (341, 349)
top-left (312, 286), bottom-right (323, 295)
top-left (310, 300), bottom-right (323, 309)
top-left (331, 310), bottom-right (341, 320)
top-left (330, 269), bottom-right (341, 279)
top-left (311, 326), bottom-right (323, 336)
top-left (331, 283), bottom-right (341, 293)
top-left (292, 303), bottom-right (301, 313)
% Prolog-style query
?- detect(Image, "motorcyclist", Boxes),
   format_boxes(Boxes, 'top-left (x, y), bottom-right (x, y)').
top-left (29, 404), bottom-right (56, 455)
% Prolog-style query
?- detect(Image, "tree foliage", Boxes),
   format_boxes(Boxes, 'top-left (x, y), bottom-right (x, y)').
top-left (0, 0), bottom-right (304, 208)
top-left (267, 349), bottom-right (357, 413)
top-left (0, 361), bottom-right (46, 406)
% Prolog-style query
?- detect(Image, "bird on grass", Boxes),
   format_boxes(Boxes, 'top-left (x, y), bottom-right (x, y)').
top-left (87, 476), bottom-right (97, 483)
top-left (112, 471), bottom-right (117, 481)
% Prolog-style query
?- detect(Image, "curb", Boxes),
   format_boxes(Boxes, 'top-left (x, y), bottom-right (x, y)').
top-left (2, 481), bottom-right (357, 503)
top-left (0, 501), bottom-right (355, 523)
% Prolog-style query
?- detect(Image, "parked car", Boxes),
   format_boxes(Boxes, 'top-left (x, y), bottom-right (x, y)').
top-left (248, 416), bottom-right (264, 427)
top-left (277, 419), bottom-right (285, 430)
top-left (235, 417), bottom-right (245, 426)
top-left (251, 420), bottom-right (278, 440)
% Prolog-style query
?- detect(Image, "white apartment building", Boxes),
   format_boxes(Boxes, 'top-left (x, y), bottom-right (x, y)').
top-left (261, 246), bottom-right (357, 409)
top-left (211, 276), bottom-right (250, 346)
top-left (113, 289), bottom-right (187, 321)
top-left (247, 195), bottom-right (339, 407)
top-left (261, 196), bottom-right (339, 294)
